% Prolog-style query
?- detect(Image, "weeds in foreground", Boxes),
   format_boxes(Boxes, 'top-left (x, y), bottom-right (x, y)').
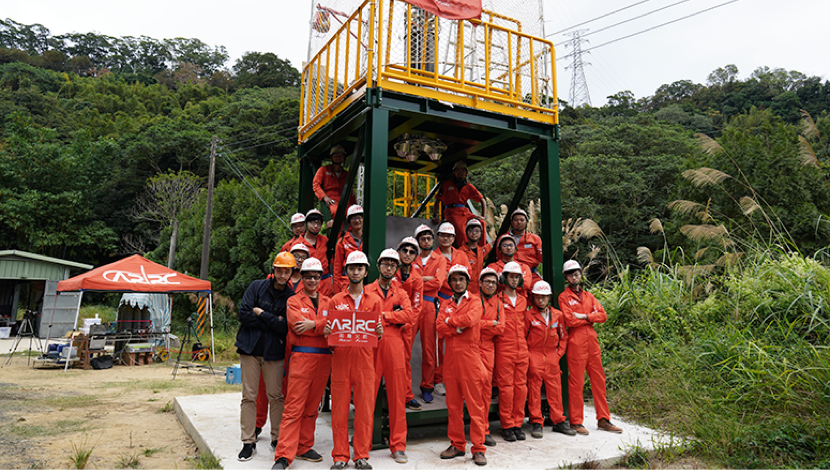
top-left (116, 453), bottom-right (141, 469)
top-left (68, 441), bottom-right (95, 469)
top-left (157, 401), bottom-right (173, 413)
top-left (188, 451), bottom-right (222, 469)
top-left (142, 447), bottom-right (164, 457)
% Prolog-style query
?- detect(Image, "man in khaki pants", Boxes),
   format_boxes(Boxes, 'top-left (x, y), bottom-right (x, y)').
top-left (236, 252), bottom-right (295, 460)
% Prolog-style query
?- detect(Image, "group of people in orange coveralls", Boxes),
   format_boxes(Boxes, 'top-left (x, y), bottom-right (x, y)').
top-left (233, 146), bottom-right (623, 470)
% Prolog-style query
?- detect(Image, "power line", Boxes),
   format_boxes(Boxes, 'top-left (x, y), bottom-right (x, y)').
top-left (554, 0), bottom-right (693, 47)
top-left (547, 0), bottom-right (654, 36)
top-left (217, 146), bottom-right (291, 230)
top-left (557, 0), bottom-right (741, 61)
top-left (221, 125), bottom-right (297, 148)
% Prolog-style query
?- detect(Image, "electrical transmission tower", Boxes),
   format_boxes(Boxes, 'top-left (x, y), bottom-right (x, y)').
top-left (565, 29), bottom-right (592, 107)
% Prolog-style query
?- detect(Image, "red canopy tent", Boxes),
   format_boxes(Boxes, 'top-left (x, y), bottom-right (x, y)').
top-left (51, 255), bottom-right (213, 370)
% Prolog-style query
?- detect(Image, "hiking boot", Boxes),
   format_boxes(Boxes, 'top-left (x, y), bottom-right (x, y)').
top-left (598, 418), bottom-right (623, 433)
top-left (501, 428), bottom-right (516, 442)
top-left (270, 440), bottom-right (278, 452)
top-left (355, 458), bottom-right (372, 469)
top-left (422, 391), bottom-right (434, 403)
top-left (406, 399), bottom-right (422, 410)
top-left (272, 457), bottom-right (289, 470)
top-left (552, 421), bottom-right (577, 436)
top-left (484, 434), bottom-right (497, 447)
top-left (255, 426), bottom-right (262, 439)
top-left (530, 423), bottom-right (543, 438)
top-left (440, 445), bottom-right (465, 459)
top-left (297, 448), bottom-right (323, 462)
top-left (514, 426), bottom-right (526, 441)
top-left (392, 451), bottom-right (408, 464)
top-left (434, 383), bottom-right (446, 396)
top-left (473, 452), bottom-right (487, 466)
top-left (330, 461), bottom-right (347, 470)
top-left (238, 443), bottom-right (256, 461)
top-left (571, 423), bottom-right (589, 435)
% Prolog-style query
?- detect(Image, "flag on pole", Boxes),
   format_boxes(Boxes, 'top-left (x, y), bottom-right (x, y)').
top-left (400, 0), bottom-right (482, 20)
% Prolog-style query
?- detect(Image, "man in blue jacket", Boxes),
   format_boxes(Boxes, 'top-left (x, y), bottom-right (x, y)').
top-left (236, 252), bottom-right (294, 461)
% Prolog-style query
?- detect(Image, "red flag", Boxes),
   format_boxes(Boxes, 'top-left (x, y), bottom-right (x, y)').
top-left (401, 0), bottom-right (482, 20)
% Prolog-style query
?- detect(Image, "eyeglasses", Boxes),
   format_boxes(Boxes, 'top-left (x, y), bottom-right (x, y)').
top-left (399, 248), bottom-right (417, 255)
top-left (302, 274), bottom-right (322, 281)
top-left (379, 262), bottom-right (398, 268)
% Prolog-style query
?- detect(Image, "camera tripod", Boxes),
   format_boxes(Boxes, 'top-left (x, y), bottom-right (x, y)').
top-left (172, 315), bottom-right (214, 379)
top-left (2, 310), bottom-right (42, 368)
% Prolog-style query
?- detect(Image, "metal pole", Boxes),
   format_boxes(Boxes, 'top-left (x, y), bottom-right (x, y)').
top-left (200, 135), bottom-right (217, 281)
top-left (64, 291), bottom-right (84, 372)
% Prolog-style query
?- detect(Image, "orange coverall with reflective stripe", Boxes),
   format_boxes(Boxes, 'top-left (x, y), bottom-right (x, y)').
top-left (493, 291), bottom-right (529, 429)
top-left (559, 286), bottom-right (610, 425)
top-left (393, 266), bottom-right (424, 403)
top-left (478, 291), bottom-right (504, 436)
top-left (525, 305), bottom-right (568, 426)
top-left (434, 247), bottom-right (469, 385)
top-left (413, 251), bottom-right (447, 393)
top-left (436, 291), bottom-right (488, 454)
top-left (274, 292), bottom-right (332, 464)
top-left (332, 232), bottom-right (362, 292)
top-left (366, 280), bottom-right (414, 453)
top-left (328, 290), bottom-right (382, 463)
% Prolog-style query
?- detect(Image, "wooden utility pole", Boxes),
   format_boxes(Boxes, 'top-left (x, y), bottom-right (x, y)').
top-left (200, 135), bottom-right (217, 281)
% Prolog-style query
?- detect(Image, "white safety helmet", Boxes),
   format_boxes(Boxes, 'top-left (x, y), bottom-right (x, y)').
top-left (452, 160), bottom-right (468, 170)
top-left (437, 222), bottom-right (456, 236)
top-left (397, 236), bottom-right (419, 251)
top-left (502, 261), bottom-right (523, 276)
top-left (290, 212), bottom-right (306, 224)
top-left (466, 218), bottom-right (483, 231)
top-left (290, 243), bottom-right (310, 254)
top-left (346, 205), bottom-right (363, 219)
top-left (305, 208), bottom-right (323, 219)
top-left (345, 251), bottom-right (370, 266)
top-left (330, 144), bottom-right (346, 155)
top-left (447, 264), bottom-right (470, 279)
top-left (479, 266), bottom-right (499, 281)
top-left (378, 248), bottom-right (401, 264)
top-left (414, 224), bottom-right (434, 239)
top-left (511, 208), bottom-right (528, 220)
top-left (300, 258), bottom-right (324, 272)
top-left (531, 281), bottom-right (552, 296)
top-left (563, 260), bottom-right (582, 273)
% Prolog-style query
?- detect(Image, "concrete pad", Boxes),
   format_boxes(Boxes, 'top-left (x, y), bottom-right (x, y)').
top-left (176, 392), bottom-right (674, 469)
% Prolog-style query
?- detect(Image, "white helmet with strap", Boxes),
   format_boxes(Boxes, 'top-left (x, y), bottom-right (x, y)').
top-left (345, 251), bottom-right (369, 266)
top-left (447, 264), bottom-right (470, 279)
top-left (531, 281), bottom-right (552, 296)
top-left (378, 248), bottom-right (400, 264)
top-left (300, 258), bottom-right (324, 272)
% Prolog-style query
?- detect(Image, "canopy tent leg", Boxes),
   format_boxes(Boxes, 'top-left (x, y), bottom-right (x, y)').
top-left (64, 291), bottom-right (84, 372)
top-left (209, 293), bottom-right (215, 363)
top-left (42, 291), bottom-right (60, 355)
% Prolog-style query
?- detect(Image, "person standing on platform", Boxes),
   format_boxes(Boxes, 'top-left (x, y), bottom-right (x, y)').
top-left (301, 209), bottom-right (333, 296)
top-left (394, 237), bottom-right (425, 411)
top-left (287, 244), bottom-right (310, 294)
top-left (236, 252), bottom-right (294, 461)
top-left (313, 145), bottom-right (355, 225)
top-left (433, 222), bottom-right (469, 397)
top-left (525, 281), bottom-right (576, 439)
top-left (272, 258), bottom-right (331, 470)
top-left (432, 160), bottom-right (486, 248)
top-left (477, 267), bottom-right (503, 447)
top-left (332, 205), bottom-right (364, 292)
top-left (508, 208), bottom-right (543, 289)
top-left (493, 261), bottom-right (529, 442)
top-left (412, 224), bottom-right (447, 404)
top-left (326, 251), bottom-right (384, 470)
top-left (436, 264), bottom-right (489, 466)
top-left (559, 260), bottom-right (623, 435)
top-left (367, 249), bottom-right (414, 464)
top-left (460, 218), bottom-right (490, 293)
top-left (281, 213), bottom-right (306, 252)
top-left (489, 234), bottom-right (533, 298)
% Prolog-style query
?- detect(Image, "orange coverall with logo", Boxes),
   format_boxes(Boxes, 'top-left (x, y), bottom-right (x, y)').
top-left (274, 292), bottom-right (332, 465)
top-left (280, 234), bottom-right (304, 254)
top-left (558, 286), bottom-right (610, 425)
top-left (510, 231), bottom-right (544, 288)
top-left (490, 259), bottom-right (534, 298)
top-left (332, 232), bottom-right (362, 292)
top-left (434, 248), bottom-right (469, 386)
top-left (393, 266), bottom-right (424, 403)
top-left (292, 237), bottom-right (332, 296)
top-left (312, 165), bottom-right (355, 219)
top-left (525, 305), bottom-right (568, 426)
top-left (493, 291), bottom-right (529, 429)
top-left (460, 243), bottom-right (491, 293)
top-left (412, 251), bottom-right (447, 394)
top-left (436, 291), bottom-right (489, 454)
top-left (478, 290), bottom-right (504, 436)
top-left (366, 279), bottom-right (414, 454)
top-left (328, 290), bottom-right (383, 463)
top-left (435, 179), bottom-right (486, 248)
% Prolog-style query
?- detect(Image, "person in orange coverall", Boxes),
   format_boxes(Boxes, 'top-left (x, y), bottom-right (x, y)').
top-left (412, 224), bottom-right (447, 404)
top-left (477, 267), bottom-right (503, 447)
top-left (558, 260), bottom-right (623, 436)
top-left (524, 280), bottom-right (576, 440)
top-left (312, 145), bottom-right (355, 221)
top-left (490, 234), bottom-right (533, 297)
top-left (325, 251), bottom-right (384, 470)
top-left (436, 264), bottom-right (489, 466)
top-left (367, 249), bottom-right (414, 464)
top-left (460, 219), bottom-right (491, 293)
top-left (300, 209), bottom-right (333, 296)
top-left (493, 261), bottom-right (529, 442)
top-left (393, 237), bottom-right (425, 411)
top-left (272, 258), bottom-right (331, 469)
top-left (508, 208), bottom-right (544, 287)
top-left (432, 160), bottom-right (486, 248)
top-left (280, 213), bottom-right (306, 253)
top-left (332, 205), bottom-right (364, 292)
top-left (433, 222), bottom-right (469, 395)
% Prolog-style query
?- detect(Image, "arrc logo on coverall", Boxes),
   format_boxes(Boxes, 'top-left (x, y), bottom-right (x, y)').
top-left (329, 317), bottom-right (376, 334)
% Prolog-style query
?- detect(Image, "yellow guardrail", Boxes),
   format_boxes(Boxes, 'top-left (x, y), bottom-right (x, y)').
top-left (299, 0), bottom-right (558, 143)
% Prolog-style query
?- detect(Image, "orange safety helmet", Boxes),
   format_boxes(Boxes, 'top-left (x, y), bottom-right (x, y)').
top-left (272, 252), bottom-right (296, 268)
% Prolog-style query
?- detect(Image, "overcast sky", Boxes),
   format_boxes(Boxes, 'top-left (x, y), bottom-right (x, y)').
top-left (5, 0), bottom-right (829, 107)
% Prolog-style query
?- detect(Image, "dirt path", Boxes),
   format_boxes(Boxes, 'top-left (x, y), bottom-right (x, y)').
top-left (0, 355), bottom-right (236, 469)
